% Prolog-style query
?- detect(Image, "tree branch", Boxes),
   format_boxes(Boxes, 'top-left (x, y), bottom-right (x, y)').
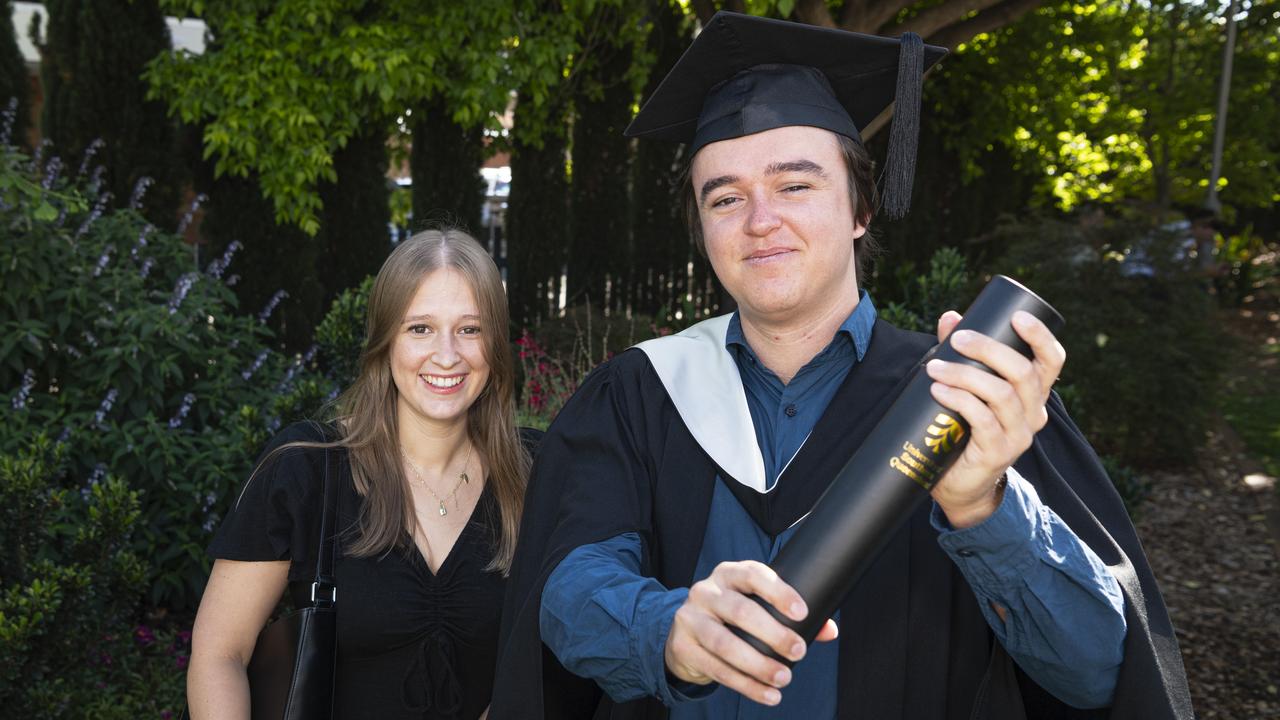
top-left (858, 0), bottom-right (1042, 141)
top-left (858, 1), bottom-right (916, 34)
top-left (839, 0), bottom-right (869, 30)
top-left (927, 0), bottom-right (1042, 49)
top-left (690, 0), bottom-right (716, 25)
top-left (882, 0), bottom-right (1006, 39)
top-left (795, 0), bottom-right (837, 28)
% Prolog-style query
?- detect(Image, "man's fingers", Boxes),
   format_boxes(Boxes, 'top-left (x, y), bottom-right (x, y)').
top-left (936, 310), bottom-right (963, 343)
top-left (1012, 310), bottom-right (1066, 394)
top-left (705, 562), bottom-right (808, 662)
top-left (814, 618), bottom-right (839, 643)
top-left (715, 561), bottom-right (808, 624)
top-left (682, 641), bottom-right (784, 706)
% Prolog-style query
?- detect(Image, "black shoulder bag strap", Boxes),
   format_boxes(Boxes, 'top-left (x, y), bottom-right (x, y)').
top-left (247, 445), bottom-right (342, 720)
top-left (311, 447), bottom-right (341, 608)
top-left (283, 447), bottom-right (341, 720)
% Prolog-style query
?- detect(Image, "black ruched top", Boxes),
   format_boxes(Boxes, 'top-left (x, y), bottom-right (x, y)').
top-left (209, 422), bottom-right (511, 720)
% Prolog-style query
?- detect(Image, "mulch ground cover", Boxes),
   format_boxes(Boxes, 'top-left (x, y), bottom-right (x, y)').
top-left (1135, 264), bottom-right (1279, 719)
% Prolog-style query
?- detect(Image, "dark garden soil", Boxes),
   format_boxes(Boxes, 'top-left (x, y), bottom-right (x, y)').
top-left (1134, 261), bottom-right (1280, 719)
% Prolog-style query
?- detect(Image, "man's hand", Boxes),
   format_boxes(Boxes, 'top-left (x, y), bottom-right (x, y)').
top-left (926, 310), bottom-right (1066, 528)
top-left (665, 560), bottom-right (838, 706)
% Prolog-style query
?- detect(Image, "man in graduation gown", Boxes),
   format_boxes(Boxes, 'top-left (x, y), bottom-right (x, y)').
top-left (492, 12), bottom-right (1192, 720)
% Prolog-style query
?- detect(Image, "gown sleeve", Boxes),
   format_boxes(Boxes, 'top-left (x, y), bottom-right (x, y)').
top-left (1012, 392), bottom-right (1194, 718)
top-left (493, 353), bottom-right (665, 720)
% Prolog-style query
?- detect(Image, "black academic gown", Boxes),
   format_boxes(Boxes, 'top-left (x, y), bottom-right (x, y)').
top-left (492, 319), bottom-right (1192, 720)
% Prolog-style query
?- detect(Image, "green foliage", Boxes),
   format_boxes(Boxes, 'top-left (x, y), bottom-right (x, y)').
top-left (0, 439), bottom-right (186, 719)
top-left (877, 246), bottom-right (974, 332)
top-left (314, 275), bottom-right (374, 390)
top-left (146, 0), bottom-right (611, 234)
top-left (39, 0), bottom-right (184, 228)
top-left (929, 1), bottom-right (1278, 214)
top-left (0, 140), bottom-right (338, 609)
top-left (987, 213), bottom-right (1228, 469)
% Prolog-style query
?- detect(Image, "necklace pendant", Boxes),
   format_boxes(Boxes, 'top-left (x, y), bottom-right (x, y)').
top-left (438, 501), bottom-right (448, 517)
top-left (460, 471), bottom-right (469, 484)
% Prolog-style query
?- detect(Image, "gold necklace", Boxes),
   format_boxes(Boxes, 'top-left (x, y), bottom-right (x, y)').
top-left (402, 442), bottom-right (472, 517)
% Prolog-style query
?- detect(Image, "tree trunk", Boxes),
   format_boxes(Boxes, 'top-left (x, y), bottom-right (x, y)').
top-left (0, 0), bottom-right (31, 149)
top-left (507, 96), bottom-right (570, 326)
top-left (39, 0), bottom-right (183, 229)
top-left (317, 125), bottom-right (391, 304)
top-left (568, 6), bottom-right (635, 314)
top-left (631, 0), bottom-right (696, 320)
top-left (410, 95), bottom-right (486, 235)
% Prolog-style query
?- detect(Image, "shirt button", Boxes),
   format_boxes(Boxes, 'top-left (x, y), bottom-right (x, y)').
top-left (784, 404), bottom-right (798, 418)
top-left (957, 548), bottom-right (975, 558)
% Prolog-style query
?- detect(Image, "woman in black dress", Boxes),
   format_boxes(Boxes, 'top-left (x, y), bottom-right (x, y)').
top-left (187, 228), bottom-right (532, 719)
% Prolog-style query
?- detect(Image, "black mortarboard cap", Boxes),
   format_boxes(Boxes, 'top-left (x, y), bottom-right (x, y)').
top-left (625, 12), bottom-right (947, 219)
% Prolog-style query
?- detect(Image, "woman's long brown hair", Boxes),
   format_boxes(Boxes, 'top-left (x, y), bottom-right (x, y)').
top-left (253, 228), bottom-right (529, 574)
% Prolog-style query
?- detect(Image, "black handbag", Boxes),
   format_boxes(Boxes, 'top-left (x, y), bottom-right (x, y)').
top-left (246, 447), bottom-right (341, 720)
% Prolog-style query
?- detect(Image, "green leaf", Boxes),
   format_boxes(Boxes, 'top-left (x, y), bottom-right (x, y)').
top-left (32, 203), bottom-right (58, 222)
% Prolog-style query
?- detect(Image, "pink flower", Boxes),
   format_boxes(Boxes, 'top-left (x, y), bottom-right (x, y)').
top-left (175, 654), bottom-right (189, 670)
top-left (135, 625), bottom-right (156, 646)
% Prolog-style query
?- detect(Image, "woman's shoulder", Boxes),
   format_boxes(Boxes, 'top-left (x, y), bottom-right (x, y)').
top-left (517, 426), bottom-right (544, 455)
top-left (246, 421), bottom-right (342, 498)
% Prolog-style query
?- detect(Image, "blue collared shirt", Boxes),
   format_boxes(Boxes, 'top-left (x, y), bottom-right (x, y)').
top-left (540, 293), bottom-right (1126, 714)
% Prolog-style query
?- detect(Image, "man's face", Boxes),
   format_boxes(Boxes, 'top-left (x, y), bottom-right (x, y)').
top-left (691, 126), bottom-right (864, 324)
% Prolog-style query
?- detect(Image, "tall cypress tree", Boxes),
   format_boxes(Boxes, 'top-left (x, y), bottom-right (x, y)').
top-left (410, 94), bottom-right (485, 235)
top-left (317, 125), bottom-right (392, 300)
top-left (630, 0), bottom-right (702, 319)
top-left (0, 0), bottom-right (31, 148)
top-left (566, 6), bottom-right (636, 314)
top-left (506, 94), bottom-right (570, 327)
top-left (195, 123), bottom-right (392, 351)
top-left (39, 0), bottom-right (182, 227)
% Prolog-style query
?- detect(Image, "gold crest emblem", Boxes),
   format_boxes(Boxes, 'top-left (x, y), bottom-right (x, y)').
top-left (924, 413), bottom-right (965, 454)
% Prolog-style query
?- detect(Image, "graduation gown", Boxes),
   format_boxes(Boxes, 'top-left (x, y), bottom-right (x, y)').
top-left (492, 317), bottom-right (1192, 719)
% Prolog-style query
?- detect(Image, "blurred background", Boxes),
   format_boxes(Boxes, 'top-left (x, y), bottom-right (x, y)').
top-left (0, 1), bottom-right (1275, 717)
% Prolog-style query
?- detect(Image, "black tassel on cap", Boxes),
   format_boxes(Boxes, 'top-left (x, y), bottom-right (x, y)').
top-left (881, 32), bottom-right (924, 220)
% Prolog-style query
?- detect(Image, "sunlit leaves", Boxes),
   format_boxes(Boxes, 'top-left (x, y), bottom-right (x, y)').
top-left (147, 0), bottom-right (599, 234)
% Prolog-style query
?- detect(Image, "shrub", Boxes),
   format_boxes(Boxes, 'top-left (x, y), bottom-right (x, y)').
top-left (0, 438), bottom-right (186, 719)
top-left (877, 246), bottom-right (975, 332)
top-left (0, 139), bottom-right (339, 610)
top-left (986, 214), bottom-right (1228, 469)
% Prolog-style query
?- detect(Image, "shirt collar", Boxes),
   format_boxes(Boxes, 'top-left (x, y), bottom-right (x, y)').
top-left (725, 290), bottom-right (878, 364)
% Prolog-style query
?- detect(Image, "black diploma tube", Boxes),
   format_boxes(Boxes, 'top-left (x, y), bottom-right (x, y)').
top-left (738, 275), bottom-right (1065, 663)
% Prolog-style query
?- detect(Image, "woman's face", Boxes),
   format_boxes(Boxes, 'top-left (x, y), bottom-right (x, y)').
top-left (390, 268), bottom-right (491, 432)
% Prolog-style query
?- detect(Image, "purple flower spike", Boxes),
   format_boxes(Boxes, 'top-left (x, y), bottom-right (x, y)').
top-left (241, 349), bottom-right (270, 380)
top-left (168, 273), bottom-right (197, 314)
top-left (75, 193), bottom-right (113, 240)
top-left (258, 289), bottom-right (289, 324)
top-left (41, 156), bottom-right (63, 190)
top-left (132, 225), bottom-right (154, 260)
top-left (93, 389), bottom-right (118, 428)
top-left (93, 245), bottom-right (114, 277)
top-left (0, 98), bottom-right (17, 146)
top-left (129, 176), bottom-right (155, 210)
top-left (77, 139), bottom-right (106, 179)
top-left (30, 139), bottom-right (51, 171)
top-left (168, 392), bottom-right (196, 429)
top-left (177, 194), bottom-right (208, 235)
top-left (11, 368), bottom-right (36, 410)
